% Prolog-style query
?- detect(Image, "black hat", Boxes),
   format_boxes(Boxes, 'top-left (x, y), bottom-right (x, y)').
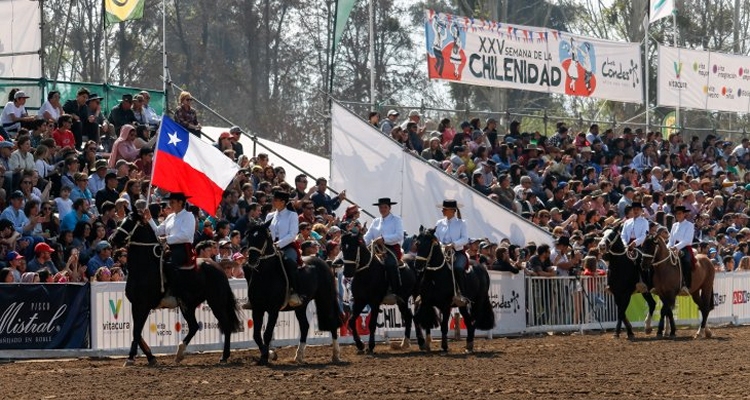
top-left (87, 93), bottom-right (103, 103)
top-left (673, 205), bottom-right (689, 214)
top-left (104, 172), bottom-right (118, 181)
top-left (272, 191), bottom-right (290, 202)
top-left (373, 197), bottom-right (397, 206)
top-left (631, 202), bottom-right (643, 209)
top-left (439, 199), bottom-right (460, 209)
top-left (163, 192), bottom-right (187, 202)
top-left (556, 236), bottom-right (570, 246)
top-left (121, 94), bottom-right (133, 103)
top-left (90, 159), bottom-right (108, 172)
top-left (9, 190), bottom-right (24, 200)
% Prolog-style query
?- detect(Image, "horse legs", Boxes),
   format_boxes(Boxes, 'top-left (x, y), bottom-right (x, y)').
top-left (460, 307), bottom-right (475, 354)
top-left (348, 301), bottom-right (367, 353)
top-left (440, 306), bottom-right (451, 352)
top-left (642, 293), bottom-right (657, 335)
top-left (175, 305), bottom-right (199, 364)
top-left (366, 305), bottom-right (379, 354)
top-left (397, 298), bottom-right (414, 350)
top-left (294, 308), bottom-right (308, 363)
top-left (692, 289), bottom-right (713, 339)
top-left (125, 306), bottom-right (155, 367)
top-left (330, 326), bottom-right (341, 363)
top-left (614, 295), bottom-right (634, 339)
top-left (252, 309), bottom-right (269, 365)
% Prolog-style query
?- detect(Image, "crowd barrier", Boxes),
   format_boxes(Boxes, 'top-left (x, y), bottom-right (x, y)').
top-left (3, 271), bottom-right (750, 358)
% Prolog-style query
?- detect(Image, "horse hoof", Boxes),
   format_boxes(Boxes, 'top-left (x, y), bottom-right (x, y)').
top-left (669, 334), bottom-right (676, 340)
top-left (656, 333), bottom-right (663, 339)
top-left (219, 358), bottom-right (228, 364)
top-left (256, 358), bottom-right (269, 366)
top-left (627, 334), bottom-right (635, 341)
top-left (365, 348), bottom-right (375, 355)
top-left (332, 356), bottom-right (343, 364)
top-left (644, 328), bottom-right (653, 335)
top-left (174, 343), bottom-right (186, 364)
top-left (464, 348), bottom-right (474, 354)
top-left (356, 349), bottom-right (365, 355)
top-left (613, 333), bottom-right (620, 339)
top-left (123, 359), bottom-right (135, 367)
top-left (269, 350), bottom-right (278, 361)
top-left (705, 330), bottom-right (713, 339)
top-left (401, 339), bottom-right (411, 350)
top-left (147, 357), bottom-right (158, 367)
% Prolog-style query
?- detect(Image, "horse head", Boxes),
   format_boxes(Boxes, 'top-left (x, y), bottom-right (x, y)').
top-left (640, 234), bottom-right (659, 269)
top-left (244, 219), bottom-right (275, 268)
top-left (340, 231), bottom-right (370, 278)
top-left (598, 226), bottom-right (624, 259)
top-left (414, 225), bottom-right (442, 271)
top-left (109, 208), bottom-right (154, 248)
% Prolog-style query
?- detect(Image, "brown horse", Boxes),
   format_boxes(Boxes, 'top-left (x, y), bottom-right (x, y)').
top-left (640, 235), bottom-right (715, 339)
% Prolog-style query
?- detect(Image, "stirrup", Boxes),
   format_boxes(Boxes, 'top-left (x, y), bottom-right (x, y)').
top-left (635, 282), bottom-right (648, 293)
top-left (241, 301), bottom-right (252, 310)
top-left (382, 293), bottom-right (398, 306)
top-left (288, 293), bottom-right (303, 308)
top-left (157, 295), bottom-right (178, 309)
top-left (452, 295), bottom-right (468, 307)
top-left (679, 286), bottom-right (691, 296)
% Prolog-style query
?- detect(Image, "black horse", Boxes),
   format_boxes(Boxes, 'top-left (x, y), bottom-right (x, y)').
top-left (110, 210), bottom-right (242, 366)
top-left (243, 221), bottom-right (341, 365)
top-left (340, 232), bottom-right (421, 353)
top-left (413, 227), bottom-right (495, 353)
top-left (598, 226), bottom-right (657, 339)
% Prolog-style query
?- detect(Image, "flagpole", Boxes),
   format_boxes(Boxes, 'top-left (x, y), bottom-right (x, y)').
top-left (645, 17), bottom-right (650, 133)
top-left (369, 0), bottom-right (376, 108)
top-left (673, 7), bottom-right (679, 130)
top-left (162, 0), bottom-right (168, 113)
top-left (146, 116), bottom-right (164, 209)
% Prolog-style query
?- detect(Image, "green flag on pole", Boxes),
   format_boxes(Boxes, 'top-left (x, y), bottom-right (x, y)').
top-left (105, 0), bottom-right (146, 26)
top-left (333, 0), bottom-right (357, 53)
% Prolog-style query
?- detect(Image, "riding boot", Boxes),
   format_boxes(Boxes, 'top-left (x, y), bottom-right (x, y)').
top-left (383, 262), bottom-right (401, 306)
top-left (680, 263), bottom-right (692, 296)
top-left (283, 259), bottom-right (304, 307)
top-left (452, 267), bottom-right (468, 307)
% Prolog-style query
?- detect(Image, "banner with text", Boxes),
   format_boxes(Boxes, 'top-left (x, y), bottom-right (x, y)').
top-left (0, 283), bottom-right (90, 349)
top-left (424, 10), bottom-right (643, 103)
top-left (658, 45), bottom-right (750, 113)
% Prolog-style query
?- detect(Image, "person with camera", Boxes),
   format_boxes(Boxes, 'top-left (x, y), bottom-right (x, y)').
top-left (550, 236), bottom-right (580, 277)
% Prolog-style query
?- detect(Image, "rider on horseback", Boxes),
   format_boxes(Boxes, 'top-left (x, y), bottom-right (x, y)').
top-left (434, 199), bottom-right (469, 307)
top-left (363, 197), bottom-right (403, 305)
top-left (253, 190), bottom-right (303, 308)
top-left (668, 206), bottom-right (694, 296)
top-left (146, 192), bottom-right (193, 309)
top-left (620, 202), bottom-right (649, 291)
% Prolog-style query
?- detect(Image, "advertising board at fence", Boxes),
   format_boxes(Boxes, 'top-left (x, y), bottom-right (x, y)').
top-left (658, 45), bottom-right (750, 113)
top-left (0, 283), bottom-right (90, 349)
top-left (352, 271), bottom-right (525, 338)
top-left (424, 10), bottom-right (643, 103)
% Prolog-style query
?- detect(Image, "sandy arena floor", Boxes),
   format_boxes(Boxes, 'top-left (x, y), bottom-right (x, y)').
top-left (3, 325), bottom-right (745, 400)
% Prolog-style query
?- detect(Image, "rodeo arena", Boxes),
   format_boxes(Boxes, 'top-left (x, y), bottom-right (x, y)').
top-left (5, 1), bottom-right (750, 399)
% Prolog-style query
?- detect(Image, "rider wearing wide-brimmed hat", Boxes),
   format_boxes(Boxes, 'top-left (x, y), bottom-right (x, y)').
top-left (363, 197), bottom-right (403, 305)
top-left (434, 199), bottom-right (469, 307)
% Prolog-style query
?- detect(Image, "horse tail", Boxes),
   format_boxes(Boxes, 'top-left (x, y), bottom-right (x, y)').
top-left (201, 264), bottom-right (242, 334)
top-left (309, 257), bottom-right (339, 332)
top-left (474, 268), bottom-right (496, 331)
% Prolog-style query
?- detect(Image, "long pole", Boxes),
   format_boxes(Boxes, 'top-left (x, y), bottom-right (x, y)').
top-left (673, 8), bottom-right (679, 130)
top-left (369, 0), bottom-right (376, 107)
top-left (162, 0), bottom-right (167, 113)
top-left (644, 15), bottom-right (650, 132)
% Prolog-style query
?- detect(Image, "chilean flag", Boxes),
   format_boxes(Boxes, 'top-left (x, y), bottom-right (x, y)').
top-left (152, 116), bottom-right (239, 215)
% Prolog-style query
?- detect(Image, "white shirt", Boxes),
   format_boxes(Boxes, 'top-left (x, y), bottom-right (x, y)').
top-left (668, 219), bottom-right (694, 250)
top-left (9, 150), bottom-right (35, 172)
top-left (265, 208), bottom-right (298, 249)
top-left (88, 173), bottom-right (107, 195)
top-left (143, 105), bottom-right (161, 125)
top-left (149, 208), bottom-right (195, 244)
top-left (363, 213), bottom-right (403, 246)
top-left (435, 216), bottom-right (469, 248)
top-left (621, 216), bottom-right (649, 247)
top-left (1, 102), bottom-right (25, 132)
top-left (38, 100), bottom-right (61, 122)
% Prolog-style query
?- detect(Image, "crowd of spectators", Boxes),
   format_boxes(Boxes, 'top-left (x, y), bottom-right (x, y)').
top-left (371, 108), bottom-right (750, 277)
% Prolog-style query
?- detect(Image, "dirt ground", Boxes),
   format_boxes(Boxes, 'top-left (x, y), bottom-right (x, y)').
top-left (3, 325), bottom-right (747, 400)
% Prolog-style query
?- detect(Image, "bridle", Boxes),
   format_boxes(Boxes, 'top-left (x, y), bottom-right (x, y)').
top-left (414, 239), bottom-right (447, 271)
top-left (641, 236), bottom-right (679, 267)
top-left (341, 241), bottom-right (374, 273)
top-left (601, 228), bottom-right (639, 261)
top-left (245, 230), bottom-right (281, 269)
top-left (114, 218), bottom-right (161, 258)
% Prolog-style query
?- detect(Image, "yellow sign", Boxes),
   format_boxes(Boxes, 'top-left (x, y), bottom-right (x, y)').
top-left (661, 111), bottom-right (677, 140)
top-left (105, 0), bottom-right (145, 25)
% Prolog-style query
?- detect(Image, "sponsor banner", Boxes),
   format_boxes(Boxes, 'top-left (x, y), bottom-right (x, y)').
top-left (424, 10), bottom-right (643, 103)
top-left (731, 271), bottom-right (750, 324)
top-left (711, 273), bottom-right (733, 321)
top-left (658, 45), bottom-right (750, 113)
top-left (0, 0), bottom-right (42, 78)
top-left (0, 283), bottom-right (89, 350)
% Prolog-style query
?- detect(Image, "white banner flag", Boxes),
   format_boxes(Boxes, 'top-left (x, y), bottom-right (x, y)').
top-left (330, 102), bottom-right (553, 247)
top-left (424, 10), bottom-right (643, 104)
top-left (0, 0), bottom-right (42, 78)
top-left (658, 45), bottom-right (750, 113)
top-left (649, 0), bottom-right (674, 24)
